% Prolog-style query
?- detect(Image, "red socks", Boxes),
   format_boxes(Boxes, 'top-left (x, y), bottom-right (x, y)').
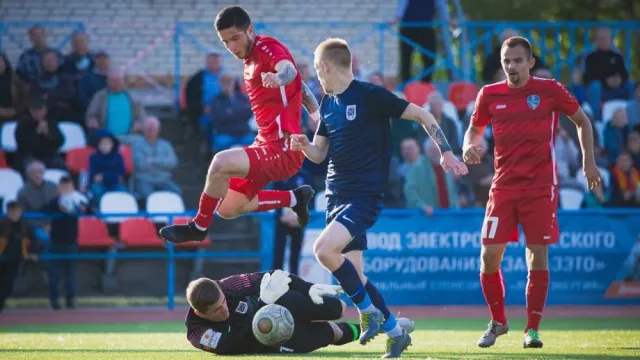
top-left (480, 271), bottom-right (507, 325)
top-left (526, 269), bottom-right (549, 332)
top-left (257, 190), bottom-right (293, 212)
top-left (193, 193), bottom-right (223, 230)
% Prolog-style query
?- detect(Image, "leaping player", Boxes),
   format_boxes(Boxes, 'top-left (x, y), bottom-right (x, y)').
top-left (464, 36), bottom-right (601, 349)
top-left (160, 6), bottom-right (321, 243)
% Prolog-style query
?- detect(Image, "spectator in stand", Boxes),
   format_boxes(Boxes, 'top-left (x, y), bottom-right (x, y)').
top-left (127, 116), bottom-right (180, 201)
top-left (16, 160), bottom-right (58, 243)
top-left (16, 26), bottom-right (63, 83)
top-left (0, 201), bottom-right (36, 314)
top-left (351, 54), bottom-right (369, 82)
top-left (584, 27), bottom-right (635, 121)
top-left (385, 155), bottom-right (406, 208)
top-left (42, 176), bottom-right (87, 310)
top-left (209, 73), bottom-right (254, 152)
top-left (389, 0), bottom-right (440, 83)
top-left (61, 32), bottom-right (94, 81)
top-left (0, 53), bottom-right (27, 124)
top-left (581, 182), bottom-right (610, 208)
top-left (628, 131), bottom-right (640, 169)
top-left (604, 108), bottom-right (632, 164)
top-left (404, 139), bottom-right (460, 216)
top-left (465, 138), bottom-right (494, 207)
top-left (185, 52), bottom-right (223, 133)
top-left (399, 138), bottom-right (421, 179)
top-left (298, 63), bottom-right (323, 101)
top-left (423, 91), bottom-right (461, 155)
top-left (88, 130), bottom-right (128, 206)
top-left (86, 70), bottom-right (145, 138)
top-left (609, 152), bottom-right (640, 207)
top-left (569, 69), bottom-right (588, 105)
top-left (15, 98), bottom-right (65, 172)
top-left (272, 169), bottom-right (313, 276)
top-left (555, 127), bottom-right (582, 190)
top-left (30, 50), bottom-right (79, 123)
top-left (78, 52), bottom-right (109, 111)
top-left (627, 83), bottom-right (640, 128)
top-left (482, 28), bottom-right (545, 84)
top-left (532, 67), bottom-right (553, 79)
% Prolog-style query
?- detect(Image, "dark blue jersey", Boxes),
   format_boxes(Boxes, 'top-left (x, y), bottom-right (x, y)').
top-left (316, 80), bottom-right (409, 198)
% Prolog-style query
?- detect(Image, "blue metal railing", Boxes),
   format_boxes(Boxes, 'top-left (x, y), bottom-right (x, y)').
top-left (173, 20), bottom-right (639, 96)
top-left (4, 208), bottom-right (640, 309)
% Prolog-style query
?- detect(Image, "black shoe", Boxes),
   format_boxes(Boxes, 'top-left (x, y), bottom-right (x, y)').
top-left (292, 185), bottom-right (315, 228)
top-left (51, 303), bottom-right (61, 311)
top-left (159, 221), bottom-right (208, 244)
top-left (66, 300), bottom-right (75, 309)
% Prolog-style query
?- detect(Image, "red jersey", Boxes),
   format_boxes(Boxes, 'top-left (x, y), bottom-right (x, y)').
top-left (471, 77), bottom-right (580, 189)
top-left (243, 35), bottom-right (303, 144)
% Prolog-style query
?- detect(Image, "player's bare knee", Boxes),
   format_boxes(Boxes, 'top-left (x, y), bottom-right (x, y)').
top-left (526, 245), bottom-right (549, 270)
top-left (480, 245), bottom-right (504, 274)
top-left (313, 241), bottom-right (338, 267)
top-left (216, 208), bottom-right (239, 220)
top-left (208, 152), bottom-right (232, 178)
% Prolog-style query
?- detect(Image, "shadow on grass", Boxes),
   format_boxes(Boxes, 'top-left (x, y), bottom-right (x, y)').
top-left (0, 349), bottom-right (638, 359)
top-left (2, 318), bottom-right (640, 334)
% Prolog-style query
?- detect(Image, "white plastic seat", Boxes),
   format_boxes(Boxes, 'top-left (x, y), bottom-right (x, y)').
top-left (44, 169), bottom-right (69, 185)
top-left (314, 190), bottom-right (327, 212)
top-left (99, 191), bottom-right (139, 223)
top-left (559, 188), bottom-right (584, 210)
top-left (1, 121), bottom-right (17, 152)
top-left (58, 121), bottom-right (87, 152)
top-left (0, 168), bottom-right (24, 199)
top-left (146, 191), bottom-right (186, 223)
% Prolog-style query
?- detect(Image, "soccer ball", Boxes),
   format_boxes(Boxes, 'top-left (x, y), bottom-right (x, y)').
top-left (252, 304), bottom-right (295, 346)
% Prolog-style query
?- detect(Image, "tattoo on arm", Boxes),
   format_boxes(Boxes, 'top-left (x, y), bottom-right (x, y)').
top-left (276, 62), bottom-right (298, 86)
top-left (301, 81), bottom-right (320, 114)
top-left (428, 124), bottom-right (453, 153)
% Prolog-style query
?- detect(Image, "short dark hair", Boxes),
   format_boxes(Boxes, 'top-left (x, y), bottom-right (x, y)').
top-left (215, 6), bottom-right (251, 32)
top-left (59, 176), bottom-right (73, 185)
top-left (502, 36), bottom-right (533, 58)
top-left (186, 278), bottom-right (221, 313)
top-left (6, 201), bottom-right (21, 211)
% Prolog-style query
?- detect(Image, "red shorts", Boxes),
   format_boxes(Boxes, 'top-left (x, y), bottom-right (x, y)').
top-left (228, 138), bottom-right (304, 200)
top-left (481, 186), bottom-right (559, 245)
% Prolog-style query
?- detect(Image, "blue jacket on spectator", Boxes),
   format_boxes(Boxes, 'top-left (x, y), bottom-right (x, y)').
top-left (78, 71), bottom-right (107, 109)
top-left (89, 130), bottom-right (126, 189)
top-left (603, 122), bottom-right (631, 164)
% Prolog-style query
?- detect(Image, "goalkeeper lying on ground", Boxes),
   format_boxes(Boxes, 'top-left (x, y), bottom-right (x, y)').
top-left (185, 270), bottom-right (414, 355)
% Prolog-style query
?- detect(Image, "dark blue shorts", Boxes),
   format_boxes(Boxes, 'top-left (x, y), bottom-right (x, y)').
top-left (325, 195), bottom-right (382, 253)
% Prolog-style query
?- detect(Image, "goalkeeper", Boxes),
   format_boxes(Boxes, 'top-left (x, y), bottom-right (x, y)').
top-left (185, 269), bottom-right (413, 355)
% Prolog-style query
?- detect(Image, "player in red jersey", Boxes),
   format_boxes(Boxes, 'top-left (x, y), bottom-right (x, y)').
top-left (463, 36), bottom-right (602, 349)
top-left (160, 6), bottom-right (320, 244)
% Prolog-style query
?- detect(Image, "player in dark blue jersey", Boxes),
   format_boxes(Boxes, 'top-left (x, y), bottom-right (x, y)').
top-left (291, 38), bottom-right (468, 358)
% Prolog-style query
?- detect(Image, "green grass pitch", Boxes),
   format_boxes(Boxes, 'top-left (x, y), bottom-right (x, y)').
top-left (1, 318), bottom-right (639, 359)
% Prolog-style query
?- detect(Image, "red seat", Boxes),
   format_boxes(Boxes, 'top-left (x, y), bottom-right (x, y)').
top-left (448, 81), bottom-right (480, 111)
top-left (119, 145), bottom-right (134, 175)
top-left (66, 146), bottom-right (94, 175)
top-left (0, 151), bottom-right (7, 168)
top-left (403, 81), bottom-right (436, 107)
top-left (172, 216), bottom-right (212, 248)
top-left (78, 217), bottom-right (114, 247)
top-left (119, 218), bottom-right (163, 247)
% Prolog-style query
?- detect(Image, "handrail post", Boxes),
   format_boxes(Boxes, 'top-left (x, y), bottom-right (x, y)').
top-left (167, 215), bottom-right (176, 311)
